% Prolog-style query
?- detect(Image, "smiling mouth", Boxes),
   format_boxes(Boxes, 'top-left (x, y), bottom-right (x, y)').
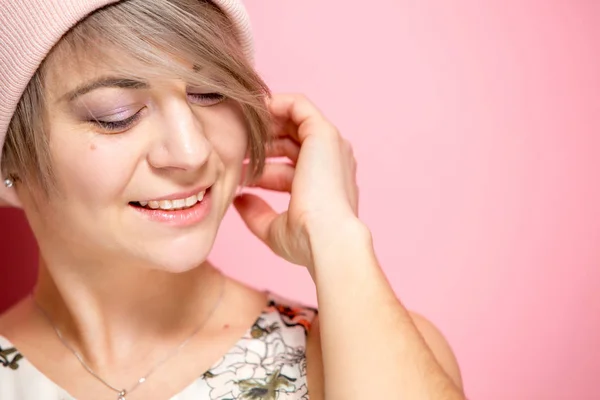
top-left (130, 188), bottom-right (208, 211)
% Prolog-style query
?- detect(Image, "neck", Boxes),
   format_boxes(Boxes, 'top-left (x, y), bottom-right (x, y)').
top-left (32, 255), bottom-right (224, 369)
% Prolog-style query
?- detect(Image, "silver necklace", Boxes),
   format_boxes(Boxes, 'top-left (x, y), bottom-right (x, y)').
top-left (33, 273), bottom-right (225, 400)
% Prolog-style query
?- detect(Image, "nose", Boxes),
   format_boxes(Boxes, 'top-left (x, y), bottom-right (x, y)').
top-left (147, 101), bottom-right (211, 173)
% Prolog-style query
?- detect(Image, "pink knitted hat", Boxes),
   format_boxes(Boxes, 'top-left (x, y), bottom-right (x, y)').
top-left (0, 0), bottom-right (254, 208)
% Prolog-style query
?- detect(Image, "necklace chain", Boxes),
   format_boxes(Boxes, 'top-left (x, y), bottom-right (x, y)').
top-left (33, 272), bottom-right (225, 400)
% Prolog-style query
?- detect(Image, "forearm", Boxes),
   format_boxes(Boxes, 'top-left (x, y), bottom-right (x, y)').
top-left (308, 219), bottom-right (464, 400)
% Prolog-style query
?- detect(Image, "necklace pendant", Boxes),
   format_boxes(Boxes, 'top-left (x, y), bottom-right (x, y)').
top-left (117, 390), bottom-right (126, 400)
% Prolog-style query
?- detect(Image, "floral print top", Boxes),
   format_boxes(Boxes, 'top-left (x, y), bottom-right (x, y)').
top-left (0, 293), bottom-right (318, 400)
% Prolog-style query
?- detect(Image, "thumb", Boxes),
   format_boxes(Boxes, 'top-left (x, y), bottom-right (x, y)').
top-left (233, 193), bottom-right (277, 245)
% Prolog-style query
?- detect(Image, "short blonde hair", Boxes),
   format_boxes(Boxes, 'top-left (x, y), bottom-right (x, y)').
top-left (1, 0), bottom-right (271, 198)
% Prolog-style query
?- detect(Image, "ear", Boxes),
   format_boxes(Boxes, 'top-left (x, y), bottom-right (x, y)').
top-left (0, 174), bottom-right (22, 207)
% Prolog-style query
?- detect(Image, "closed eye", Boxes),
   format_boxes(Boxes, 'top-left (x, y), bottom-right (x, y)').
top-left (90, 109), bottom-right (144, 133)
top-left (88, 92), bottom-right (224, 133)
top-left (187, 92), bottom-right (225, 106)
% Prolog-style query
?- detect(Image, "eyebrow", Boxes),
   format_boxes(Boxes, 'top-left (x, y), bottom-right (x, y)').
top-left (61, 77), bottom-right (149, 102)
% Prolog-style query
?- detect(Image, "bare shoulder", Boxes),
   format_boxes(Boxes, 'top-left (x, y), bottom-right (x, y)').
top-left (305, 315), bottom-right (325, 400)
top-left (304, 311), bottom-right (463, 397)
top-left (0, 297), bottom-right (37, 344)
top-left (409, 311), bottom-right (463, 389)
top-left (0, 299), bottom-right (26, 334)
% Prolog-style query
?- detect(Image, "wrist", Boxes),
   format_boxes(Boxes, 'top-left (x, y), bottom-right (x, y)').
top-left (305, 215), bottom-right (370, 247)
top-left (306, 217), bottom-right (374, 274)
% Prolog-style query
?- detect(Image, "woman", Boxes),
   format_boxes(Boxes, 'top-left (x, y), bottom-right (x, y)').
top-left (0, 0), bottom-right (465, 399)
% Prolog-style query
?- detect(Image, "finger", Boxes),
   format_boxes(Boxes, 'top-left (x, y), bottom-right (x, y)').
top-left (249, 162), bottom-right (295, 193)
top-left (268, 94), bottom-right (325, 124)
top-left (265, 137), bottom-right (300, 164)
top-left (268, 94), bottom-right (337, 142)
top-left (271, 119), bottom-right (301, 143)
top-left (233, 193), bottom-right (277, 245)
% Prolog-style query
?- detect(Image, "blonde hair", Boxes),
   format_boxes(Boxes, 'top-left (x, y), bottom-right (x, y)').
top-left (1, 0), bottom-right (271, 199)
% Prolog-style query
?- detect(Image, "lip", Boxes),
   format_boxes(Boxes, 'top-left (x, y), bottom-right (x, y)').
top-left (131, 188), bottom-right (212, 227)
top-left (139, 184), bottom-right (212, 202)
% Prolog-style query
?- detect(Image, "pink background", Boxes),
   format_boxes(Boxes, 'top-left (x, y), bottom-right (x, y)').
top-left (1, 1), bottom-right (599, 399)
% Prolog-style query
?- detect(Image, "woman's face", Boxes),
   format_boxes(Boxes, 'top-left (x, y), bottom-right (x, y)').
top-left (22, 54), bottom-right (249, 272)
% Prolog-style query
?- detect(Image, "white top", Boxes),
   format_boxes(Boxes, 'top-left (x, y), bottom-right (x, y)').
top-left (0, 293), bottom-right (317, 400)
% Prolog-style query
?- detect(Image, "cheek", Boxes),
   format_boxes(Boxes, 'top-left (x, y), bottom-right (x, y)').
top-left (50, 128), bottom-right (141, 205)
top-left (209, 130), bottom-right (248, 165)
top-left (205, 108), bottom-right (249, 166)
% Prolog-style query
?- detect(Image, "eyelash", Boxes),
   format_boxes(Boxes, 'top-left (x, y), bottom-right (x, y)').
top-left (188, 92), bottom-right (226, 104)
top-left (91, 93), bottom-right (226, 132)
top-left (94, 112), bottom-right (141, 131)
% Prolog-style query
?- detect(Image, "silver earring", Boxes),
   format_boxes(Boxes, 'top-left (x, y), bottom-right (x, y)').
top-left (4, 178), bottom-right (14, 188)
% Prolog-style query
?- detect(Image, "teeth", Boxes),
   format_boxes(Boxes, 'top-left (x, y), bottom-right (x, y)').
top-left (139, 189), bottom-right (207, 211)
top-left (185, 195), bottom-right (197, 207)
top-left (159, 200), bottom-right (173, 210)
top-left (172, 199), bottom-right (186, 209)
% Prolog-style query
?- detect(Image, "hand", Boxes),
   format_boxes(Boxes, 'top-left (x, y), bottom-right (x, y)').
top-left (233, 94), bottom-right (360, 272)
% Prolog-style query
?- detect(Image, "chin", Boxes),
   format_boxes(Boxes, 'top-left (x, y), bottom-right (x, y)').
top-left (118, 201), bottom-right (224, 273)
top-left (146, 250), bottom-right (211, 274)
top-left (144, 234), bottom-right (216, 274)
